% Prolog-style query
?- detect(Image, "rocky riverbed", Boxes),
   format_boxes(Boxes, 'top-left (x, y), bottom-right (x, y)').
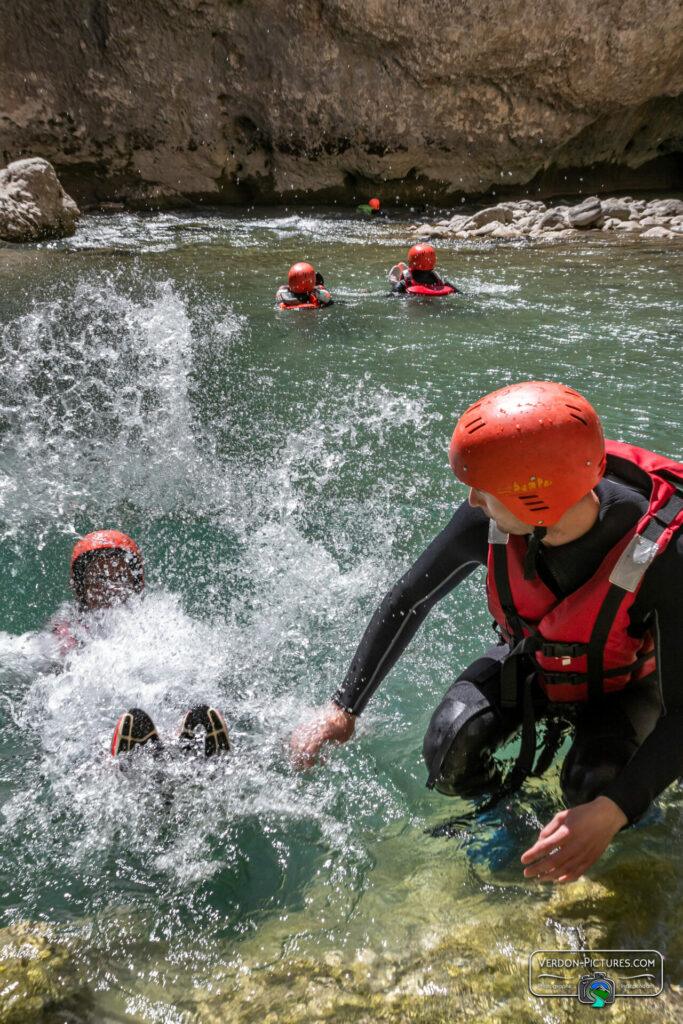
top-left (410, 196), bottom-right (683, 244)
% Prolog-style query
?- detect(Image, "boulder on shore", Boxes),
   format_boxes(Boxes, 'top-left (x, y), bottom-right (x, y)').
top-left (0, 158), bottom-right (80, 242)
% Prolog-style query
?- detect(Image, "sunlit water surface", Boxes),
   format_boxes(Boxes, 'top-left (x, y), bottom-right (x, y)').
top-left (0, 210), bottom-right (681, 1022)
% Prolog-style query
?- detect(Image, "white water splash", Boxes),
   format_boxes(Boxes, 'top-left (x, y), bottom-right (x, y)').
top-left (0, 276), bottom-right (241, 546)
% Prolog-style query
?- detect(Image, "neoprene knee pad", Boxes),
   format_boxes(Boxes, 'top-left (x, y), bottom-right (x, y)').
top-left (423, 695), bottom-right (500, 794)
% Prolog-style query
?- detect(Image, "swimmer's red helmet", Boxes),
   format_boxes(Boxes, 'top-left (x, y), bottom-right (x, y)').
top-left (449, 381), bottom-right (606, 527)
top-left (369, 198), bottom-right (381, 210)
top-left (70, 530), bottom-right (144, 603)
top-left (288, 262), bottom-right (316, 293)
top-left (408, 244), bottom-right (436, 271)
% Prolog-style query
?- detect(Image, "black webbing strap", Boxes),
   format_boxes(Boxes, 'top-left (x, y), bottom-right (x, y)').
top-left (500, 635), bottom-right (540, 708)
top-left (492, 541), bottom-right (526, 643)
top-left (641, 490), bottom-right (683, 543)
top-left (586, 584), bottom-right (628, 702)
top-left (523, 527), bottom-right (547, 581)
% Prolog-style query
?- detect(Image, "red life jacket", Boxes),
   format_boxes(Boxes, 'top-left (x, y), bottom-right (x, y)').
top-left (402, 270), bottom-right (456, 297)
top-left (277, 285), bottom-right (332, 310)
top-left (487, 439), bottom-right (683, 704)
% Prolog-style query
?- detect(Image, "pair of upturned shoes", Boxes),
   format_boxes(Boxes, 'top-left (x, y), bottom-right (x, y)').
top-left (111, 705), bottom-right (230, 758)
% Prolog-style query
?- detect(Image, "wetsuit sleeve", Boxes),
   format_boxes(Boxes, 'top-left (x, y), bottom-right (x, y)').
top-left (600, 530), bottom-right (683, 823)
top-left (391, 280), bottom-right (407, 294)
top-left (333, 502), bottom-right (489, 715)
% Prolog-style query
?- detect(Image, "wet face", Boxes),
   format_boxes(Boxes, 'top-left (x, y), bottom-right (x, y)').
top-left (468, 488), bottom-right (532, 535)
top-left (80, 551), bottom-right (141, 610)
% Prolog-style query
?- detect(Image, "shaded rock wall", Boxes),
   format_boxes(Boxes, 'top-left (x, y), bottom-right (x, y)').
top-left (1, 0), bottom-right (682, 207)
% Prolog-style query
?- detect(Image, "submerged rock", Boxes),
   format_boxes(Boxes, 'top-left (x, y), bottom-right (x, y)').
top-left (0, 923), bottom-right (88, 1024)
top-left (0, 158), bottom-right (80, 242)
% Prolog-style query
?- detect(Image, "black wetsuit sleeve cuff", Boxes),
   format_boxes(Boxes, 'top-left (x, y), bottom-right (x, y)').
top-left (331, 694), bottom-right (356, 715)
top-left (599, 781), bottom-right (647, 827)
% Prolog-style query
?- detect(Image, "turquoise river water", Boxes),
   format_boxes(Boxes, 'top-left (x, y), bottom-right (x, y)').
top-left (0, 210), bottom-right (682, 1022)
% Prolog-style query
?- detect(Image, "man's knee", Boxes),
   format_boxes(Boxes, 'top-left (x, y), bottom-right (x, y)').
top-left (423, 691), bottom-right (503, 797)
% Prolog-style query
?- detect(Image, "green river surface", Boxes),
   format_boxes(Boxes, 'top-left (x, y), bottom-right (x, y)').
top-left (0, 210), bottom-right (682, 1022)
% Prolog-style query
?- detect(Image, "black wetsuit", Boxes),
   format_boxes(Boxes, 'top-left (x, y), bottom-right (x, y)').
top-left (392, 269), bottom-right (458, 294)
top-left (333, 478), bottom-right (683, 822)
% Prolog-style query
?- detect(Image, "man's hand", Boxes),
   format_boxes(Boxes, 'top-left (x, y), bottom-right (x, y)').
top-left (290, 703), bottom-right (356, 768)
top-left (520, 796), bottom-right (628, 884)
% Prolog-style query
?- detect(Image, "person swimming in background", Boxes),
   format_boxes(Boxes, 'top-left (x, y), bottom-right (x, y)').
top-left (50, 530), bottom-right (230, 759)
top-left (276, 262), bottom-right (333, 310)
top-left (389, 244), bottom-right (459, 296)
top-left (357, 197), bottom-right (387, 218)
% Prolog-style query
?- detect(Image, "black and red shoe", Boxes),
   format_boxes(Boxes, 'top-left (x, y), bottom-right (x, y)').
top-left (179, 705), bottom-right (230, 757)
top-left (111, 708), bottom-right (163, 756)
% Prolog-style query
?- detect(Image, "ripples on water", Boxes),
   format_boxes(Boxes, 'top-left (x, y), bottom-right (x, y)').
top-left (0, 212), bottom-right (682, 1015)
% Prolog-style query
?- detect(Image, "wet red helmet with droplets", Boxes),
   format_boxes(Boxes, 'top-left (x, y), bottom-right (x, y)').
top-left (449, 381), bottom-right (606, 526)
top-left (369, 197), bottom-right (381, 211)
top-left (408, 244), bottom-right (436, 271)
top-left (288, 262), bottom-right (316, 294)
top-left (70, 530), bottom-right (144, 603)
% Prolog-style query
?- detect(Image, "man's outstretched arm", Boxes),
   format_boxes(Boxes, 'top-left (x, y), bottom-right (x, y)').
top-left (290, 501), bottom-right (488, 764)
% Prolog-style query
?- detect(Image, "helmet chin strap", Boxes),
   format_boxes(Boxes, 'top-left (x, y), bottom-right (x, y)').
top-left (523, 526), bottom-right (547, 581)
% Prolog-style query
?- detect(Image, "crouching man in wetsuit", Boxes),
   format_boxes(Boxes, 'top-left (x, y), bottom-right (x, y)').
top-left (291, 381), bottom-right (683, 883)
top-left (51, 530), bottom-right (230, 758)
top-left (276, 262), bottom-right (333, 309)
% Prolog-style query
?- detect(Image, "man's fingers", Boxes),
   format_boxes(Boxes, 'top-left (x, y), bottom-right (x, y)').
top-left (523, 845), bottom-right (574, 878)
top-left (525, 850), bottom-right (579, 881)
top-left (538, 811), bottom-right (568, 838)
top-left (521, 825), bottom-right (571, 864)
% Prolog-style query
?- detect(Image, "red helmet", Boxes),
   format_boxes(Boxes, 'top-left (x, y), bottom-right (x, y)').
top-left (70, 530), bottom-right (144, 603)
top-left (408, 244), bottom-right (436, 271)
top-left (288, 262), bottom-right (316, 293)
top-left (369, 197), bottom-right (381, 211)
top-left (449, 381), bottom-right (606, 526)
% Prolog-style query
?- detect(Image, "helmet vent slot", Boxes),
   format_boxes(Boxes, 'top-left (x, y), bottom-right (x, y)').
top-left (518, 494), bottom-right (550, 511)
top-left (565, 404), bottom-right (589, 426)
top-left (464, 416), bottom-right (486, 434)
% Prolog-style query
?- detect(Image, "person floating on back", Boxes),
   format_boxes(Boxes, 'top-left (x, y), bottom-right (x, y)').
top-left (357, 197), bottom-right (386, 218)
top-left (50, 529), bottom-right (145, 656)
top-left (50, 530), bottom-right (230, 760)
top-left (111, 704), bottom-right (230, 759)
top-left (389, 244), bottom-right (459, 297)
top-left (276, 262), bottom-right (333, 310)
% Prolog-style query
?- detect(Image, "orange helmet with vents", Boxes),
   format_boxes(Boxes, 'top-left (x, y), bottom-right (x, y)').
top-left (369, 197), bottom-right (381, 210)
top-left (408, 244), bottom-right (436, 271)
top-left (70, 530), bottom-right (144, 603)
top-left (449, 381), bottom-right (605, 526)
top-left (288, 262), bottom-right (316, 293)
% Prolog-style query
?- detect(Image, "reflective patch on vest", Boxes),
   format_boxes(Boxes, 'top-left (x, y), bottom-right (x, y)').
top-left (488, 521), bottom-right (509, 545)
top-left (609, 533), bottom-right (659, 592)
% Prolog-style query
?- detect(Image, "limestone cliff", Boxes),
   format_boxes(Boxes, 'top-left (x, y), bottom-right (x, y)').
top-left (1, 0), bottom-right (682, 207)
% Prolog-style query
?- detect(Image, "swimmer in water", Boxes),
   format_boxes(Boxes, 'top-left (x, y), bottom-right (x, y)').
top-left (276, 262), bottom-right (333, 309)
top-left (357, 197), bottom-right (387, 218)
top-left (389, 244), bottom-right (459, 295)
top-left (50, 530), bottom-right (230, 759)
